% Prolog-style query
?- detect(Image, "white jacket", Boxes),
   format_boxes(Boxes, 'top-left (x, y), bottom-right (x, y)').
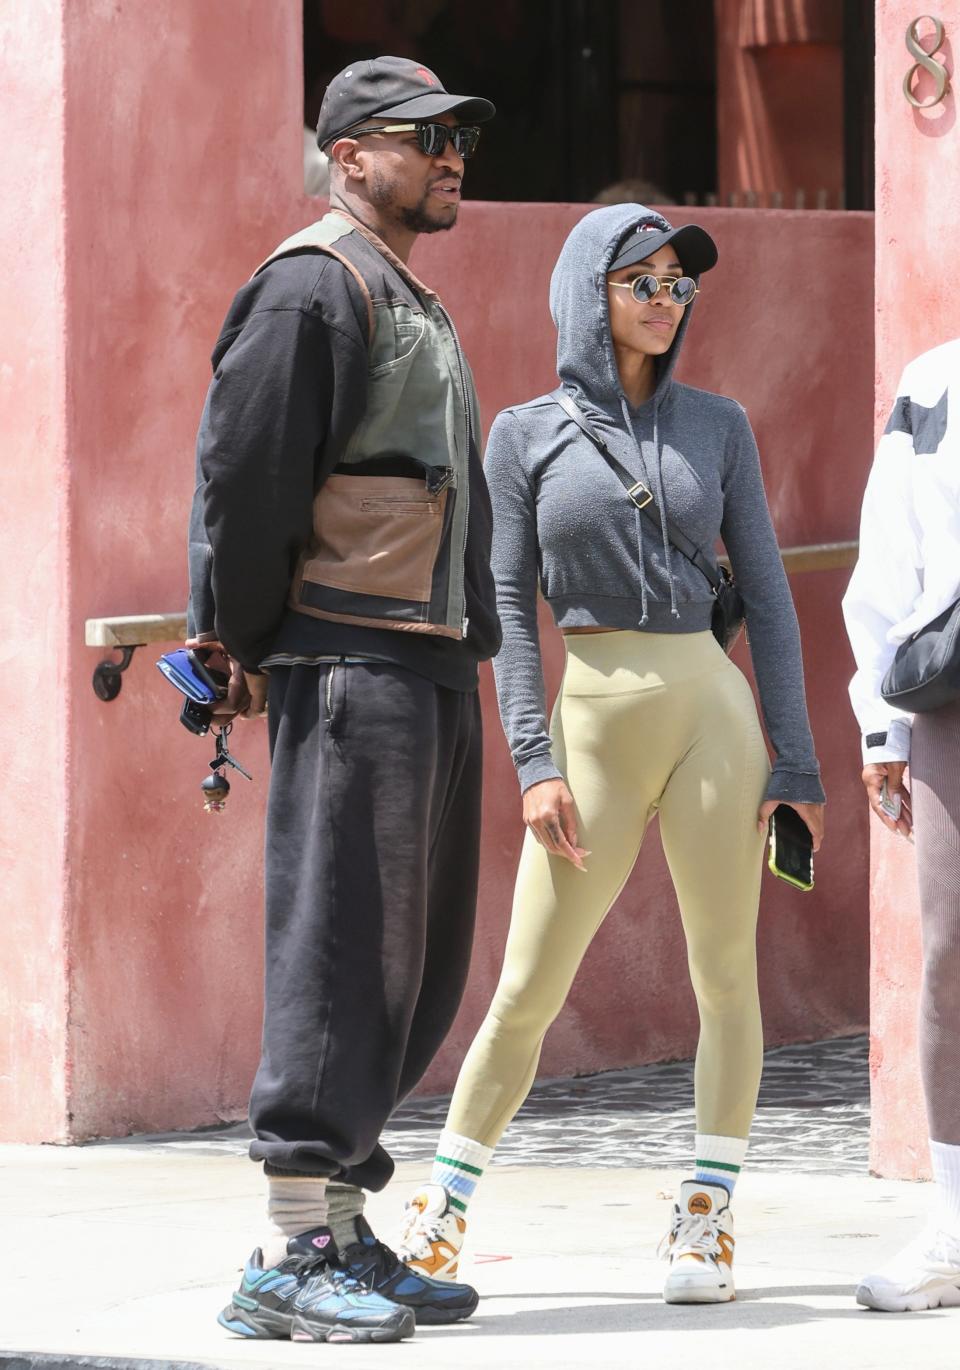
top-left (842, 339), bottom-right (960, 764)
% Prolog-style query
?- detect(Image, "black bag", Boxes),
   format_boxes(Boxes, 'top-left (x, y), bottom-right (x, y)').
top-left (880, 597), bottom-right (960, 713)
top-left (550, 389), bottom-right (745, 652)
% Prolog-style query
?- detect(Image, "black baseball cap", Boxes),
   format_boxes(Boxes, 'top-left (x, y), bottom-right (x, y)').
top-left (317, 56), bottom-right (495, 150)
top-left (610, 218), bottom-right (718, 276)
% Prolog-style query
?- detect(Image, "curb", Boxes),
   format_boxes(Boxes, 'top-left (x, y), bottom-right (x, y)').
top-left (0, 1357), bottom-right (217, 1370)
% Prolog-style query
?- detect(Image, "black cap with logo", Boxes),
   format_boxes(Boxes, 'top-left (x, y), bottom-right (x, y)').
top-left (610, 218), bottom-right (719, 277)
top-left (317, 56), bottom-right (496, 150)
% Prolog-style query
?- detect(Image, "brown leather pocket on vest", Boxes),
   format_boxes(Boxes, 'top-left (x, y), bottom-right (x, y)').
top-left (299, 474), bottom-right (448, 603)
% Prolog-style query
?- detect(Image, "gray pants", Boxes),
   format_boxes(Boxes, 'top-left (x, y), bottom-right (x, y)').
top-left (914, 698), bottom-right (960, 1146)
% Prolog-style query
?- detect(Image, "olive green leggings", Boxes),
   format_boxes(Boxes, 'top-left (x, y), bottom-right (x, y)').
top-left (448, 630), bottom-right (771, 1148)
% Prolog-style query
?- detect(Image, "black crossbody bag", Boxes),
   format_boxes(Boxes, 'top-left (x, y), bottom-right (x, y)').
top-left (880, 596), bottom-right (960, 713)
top-left (550, 389), bottom-right (745, 652)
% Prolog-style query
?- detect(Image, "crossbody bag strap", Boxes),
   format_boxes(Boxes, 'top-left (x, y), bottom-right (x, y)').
top-left (549, 389), bottom-right (722, 593)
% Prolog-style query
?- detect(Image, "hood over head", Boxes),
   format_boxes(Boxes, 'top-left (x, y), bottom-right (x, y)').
top-left (548, 204), bottom-right (717, 627)
top-left (549, 204), bottom-right (706, 418)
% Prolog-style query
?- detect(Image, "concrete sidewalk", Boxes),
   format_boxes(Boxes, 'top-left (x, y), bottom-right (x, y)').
top-left (2, 1140), bottom-right (958, 1370)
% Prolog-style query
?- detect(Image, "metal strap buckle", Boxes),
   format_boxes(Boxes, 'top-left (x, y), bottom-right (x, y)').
top-left (426, 467), bottom-right (454, 496)
top-left (628, 481), bottom-right (653, 510)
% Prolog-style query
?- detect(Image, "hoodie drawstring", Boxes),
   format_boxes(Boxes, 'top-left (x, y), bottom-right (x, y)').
top-left (633, 505), bottom-right (650, 628)
top-left (619, 398), bottom-right (681, 624)
top-left (650, 409), bottom-right (681, 620)
top-left (619, 396), bottom-right (651, 627)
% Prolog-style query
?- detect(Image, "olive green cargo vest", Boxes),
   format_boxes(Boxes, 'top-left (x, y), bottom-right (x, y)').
top-left (255, 211), bottom-right (480, 640)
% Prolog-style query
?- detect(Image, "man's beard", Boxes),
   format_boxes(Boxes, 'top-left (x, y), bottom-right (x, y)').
top-left (370, 167), bottom-right (458, 235)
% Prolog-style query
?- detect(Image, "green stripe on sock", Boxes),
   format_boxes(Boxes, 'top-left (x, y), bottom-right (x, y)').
top-left (435, 1153), bottom-right (484, 1177)
top-left (696, 1158), bottom-right (741, 1174)
top-left (448, 1193), bottom-right (468, 1214)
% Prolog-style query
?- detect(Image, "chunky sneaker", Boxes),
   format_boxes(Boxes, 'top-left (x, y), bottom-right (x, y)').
top-left (856, 1226), bottom-right (960, 1312)
top-left (217, 1226), bottom-right (414, 1344)
top-left (397, 1183), bottom-right (467, 1281)
top-left (340, 1214), bottom-right (478, 1324)
top-left (661, 1180), bottom-right (736, 1304)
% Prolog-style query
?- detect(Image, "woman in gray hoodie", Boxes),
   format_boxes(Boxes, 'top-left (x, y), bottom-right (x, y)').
top-left (398, 205), bottom-right (825, 1304)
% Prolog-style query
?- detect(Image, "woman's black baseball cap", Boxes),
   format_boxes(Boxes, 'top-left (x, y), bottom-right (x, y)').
top-left (317, 56), bottom-right (496, 150)
top-left (610, 218), bottom-right (719, 276)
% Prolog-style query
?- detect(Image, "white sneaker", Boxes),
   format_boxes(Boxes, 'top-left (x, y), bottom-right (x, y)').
top-left (856, 1226), bottom-right (960, 1312)
top-left (396, 1183), bottom-right (466, 1282)
top-left (661, 1180), bottom-right (735, 1304)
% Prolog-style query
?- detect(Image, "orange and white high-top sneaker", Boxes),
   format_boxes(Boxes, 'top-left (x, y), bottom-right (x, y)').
top-left (396, 1184), bottom-right (466, 1282)
top-left (661, 1180), bottom-right (735, 1303)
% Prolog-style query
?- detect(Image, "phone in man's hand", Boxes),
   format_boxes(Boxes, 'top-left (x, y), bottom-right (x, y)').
top-left (157, 647), bottom-right (231, 734)
top-left (879, 777), bottom-right (902, 822)
top-left (156, 647), bottom-right (229, 704)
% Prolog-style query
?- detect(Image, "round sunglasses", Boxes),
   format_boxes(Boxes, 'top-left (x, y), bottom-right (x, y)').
top-left (345, 121), bottom-right (481, 160)
top-left (609, 274), bottom-right (699, 306)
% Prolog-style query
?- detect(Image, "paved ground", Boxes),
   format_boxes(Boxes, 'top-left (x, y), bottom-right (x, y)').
top-left (118, 1034), bottom-right (871, 1174)
top-left (4, 1035), bottom-right (958, 1370)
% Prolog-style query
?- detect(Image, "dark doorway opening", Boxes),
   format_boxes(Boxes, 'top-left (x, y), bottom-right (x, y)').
top-left (303, 1), bottom-right (719, 205)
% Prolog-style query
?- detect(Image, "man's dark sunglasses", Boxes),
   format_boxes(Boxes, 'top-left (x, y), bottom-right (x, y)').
top-left (345, 121), bottom-right (482, 159)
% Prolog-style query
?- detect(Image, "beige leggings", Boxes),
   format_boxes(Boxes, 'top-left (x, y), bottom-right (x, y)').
top-left (448, 630), bottom-right (770, 1148)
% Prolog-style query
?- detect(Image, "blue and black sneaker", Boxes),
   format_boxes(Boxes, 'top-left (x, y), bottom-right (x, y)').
top-left (217, 1226), bottom-right (414, 1344)
top-left (338, 1215), bottom-right (480, 1325)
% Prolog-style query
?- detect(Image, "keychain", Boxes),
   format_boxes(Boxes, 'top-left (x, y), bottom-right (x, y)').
top-left (201, 723), bottom-right (252, 812)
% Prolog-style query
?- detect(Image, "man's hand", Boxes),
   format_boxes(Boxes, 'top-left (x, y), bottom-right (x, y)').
top-left (861, 760), bottom-right (912, 838)
top-left (522, 778), bottom-right (590, 870)
top-left (757, 800), bottom-right (825, 852)
top-left (243, 671), bottom-right (269, 718)
top-left (185, 638), bottom-right (267, 723)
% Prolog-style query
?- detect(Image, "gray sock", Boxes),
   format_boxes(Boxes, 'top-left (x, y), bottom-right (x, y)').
top-left (326, 1182), bottom-right (366, 1252)
top-left (262, 1175), bottom-right (329, 1269)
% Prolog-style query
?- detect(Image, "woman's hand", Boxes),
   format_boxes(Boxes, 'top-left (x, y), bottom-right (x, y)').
top-left (522, 779), bottom-right (590, 870)
top-left (861, 761), bottom-right (912, 839)
top-left (757, 799), bottom-right (825, 852)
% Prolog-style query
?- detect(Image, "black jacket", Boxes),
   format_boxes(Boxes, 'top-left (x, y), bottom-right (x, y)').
top-left (188, 223), bottom-right (500, 689)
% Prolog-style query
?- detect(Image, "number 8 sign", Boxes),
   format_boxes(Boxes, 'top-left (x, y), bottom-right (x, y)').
top-left (903, 15), bottom-right (951, 109)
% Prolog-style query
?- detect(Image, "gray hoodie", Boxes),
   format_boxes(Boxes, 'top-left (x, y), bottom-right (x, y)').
top-left (486, 203), bottom-right (824, 805)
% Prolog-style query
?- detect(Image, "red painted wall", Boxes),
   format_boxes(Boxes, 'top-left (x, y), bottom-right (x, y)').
top-left (0, 0), bottom-right (71, 1143)
top-left (869, 2), bottom-right (960, 1180)
top-left (0, 1), bottom-right (874, 1141)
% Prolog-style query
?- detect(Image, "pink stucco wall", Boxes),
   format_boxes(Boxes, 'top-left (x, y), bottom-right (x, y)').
top-left (0, 0), bottom-right (71, 1142)
top-left (869, 2), bottom-right (960, 1180)
top-left (2, 1), bottom-right (874, 1142)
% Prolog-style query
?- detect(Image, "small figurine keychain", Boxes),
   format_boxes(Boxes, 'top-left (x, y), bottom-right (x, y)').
top-left (201, 722), bottom-right (252, 813)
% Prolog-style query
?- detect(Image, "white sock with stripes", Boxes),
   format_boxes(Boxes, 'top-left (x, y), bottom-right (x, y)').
top-left (930, 1139), bottom-right (960, 1237)
top-left (430, 1129), bottom-right (493, 1216)
top-left (694, 1133), bottom-right (748, 1197)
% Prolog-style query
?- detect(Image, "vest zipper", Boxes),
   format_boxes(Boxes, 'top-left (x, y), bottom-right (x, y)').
top-left (434, 300), bottom-right (471, 639)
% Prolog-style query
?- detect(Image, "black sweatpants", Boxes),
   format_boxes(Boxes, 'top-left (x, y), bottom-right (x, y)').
top-left (248, 660), bottom-right (483, 1189)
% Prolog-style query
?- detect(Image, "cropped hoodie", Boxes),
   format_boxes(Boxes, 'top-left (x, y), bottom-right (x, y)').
top-left (486, 204), bottom-right (824, 804)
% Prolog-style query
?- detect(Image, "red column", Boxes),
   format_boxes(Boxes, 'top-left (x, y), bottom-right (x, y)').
top-left (870, 1), bottom-right (960, 1179)
top-left (0, 0), bottom-right (302, 1143)
top-left (0, 0), bottom-right (71, 1142)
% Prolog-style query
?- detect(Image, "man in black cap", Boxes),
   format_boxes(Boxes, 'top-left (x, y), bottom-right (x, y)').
top-left (187, 56), bottom-right (501, 1345)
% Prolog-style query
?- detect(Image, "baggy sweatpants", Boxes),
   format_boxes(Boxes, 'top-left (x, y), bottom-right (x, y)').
top-left (248, 660), bottom-right (483, 1189)
top-left (912, 697), bottom-right (960, 1146)
top-left (447, 630), bottom-right (770, 1149)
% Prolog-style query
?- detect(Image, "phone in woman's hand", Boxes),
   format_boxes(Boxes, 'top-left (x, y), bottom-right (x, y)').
top-left (768, 804), bottom-right (814, 891)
